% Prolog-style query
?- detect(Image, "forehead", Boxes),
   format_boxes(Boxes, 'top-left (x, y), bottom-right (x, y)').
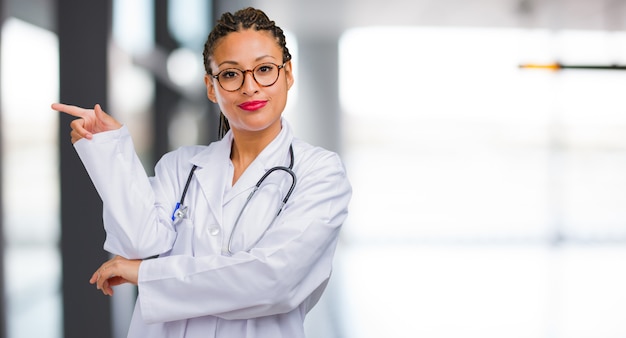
top-left (211, 29), bottom-right (282, 66)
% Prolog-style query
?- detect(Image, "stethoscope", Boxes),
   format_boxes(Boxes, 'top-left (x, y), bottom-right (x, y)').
top-left (171, 144), bottom-right (297, 255)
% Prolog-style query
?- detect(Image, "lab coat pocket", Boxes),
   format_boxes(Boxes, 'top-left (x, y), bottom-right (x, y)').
top-left (170, 218), bottom-right (195, 256)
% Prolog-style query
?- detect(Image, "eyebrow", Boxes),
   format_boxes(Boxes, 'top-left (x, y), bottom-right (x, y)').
top-left (217, 55), bottom-right (278, 68)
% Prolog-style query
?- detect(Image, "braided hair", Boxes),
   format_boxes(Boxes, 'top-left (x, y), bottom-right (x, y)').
top-left (203, 7), bottom-right (292, 139)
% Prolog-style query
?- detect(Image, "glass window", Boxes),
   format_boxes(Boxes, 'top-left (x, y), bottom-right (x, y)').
top-left (339, 27), bottom-right (626, 337)
top-left (1, 17), bottom-right (61, 338)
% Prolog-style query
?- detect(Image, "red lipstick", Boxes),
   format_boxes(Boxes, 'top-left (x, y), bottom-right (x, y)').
top-left (238, 100), bottom-right (268, 111)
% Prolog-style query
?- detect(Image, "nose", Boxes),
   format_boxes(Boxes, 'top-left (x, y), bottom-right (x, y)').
top-left (241, 70), bottom-right (260, 94)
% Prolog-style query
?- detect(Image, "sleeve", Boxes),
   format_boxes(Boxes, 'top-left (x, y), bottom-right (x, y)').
top-left (73, 126), bottom-right (180, 259)
top-left (137, 150), bottom-right (352, 323)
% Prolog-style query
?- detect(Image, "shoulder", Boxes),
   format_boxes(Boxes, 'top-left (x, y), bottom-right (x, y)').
top-left (160, 145), bottom-right (208, 162)
top-left (154, 144), bottom-right (214, 176)
top-left (292, 138), bottom-right (347, 177)
top-left (289, 138), bottom-right (352, 209)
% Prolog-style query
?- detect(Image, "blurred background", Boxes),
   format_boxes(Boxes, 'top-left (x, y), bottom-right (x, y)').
top-left (2, 0), bottom-right (626, 337)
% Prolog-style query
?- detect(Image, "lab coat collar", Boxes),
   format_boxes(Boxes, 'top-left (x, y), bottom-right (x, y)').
top-left (187, 119), bottom-right (295, 221)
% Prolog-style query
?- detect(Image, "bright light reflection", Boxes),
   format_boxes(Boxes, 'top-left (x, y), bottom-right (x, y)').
top-left (167, 48), bottom-right (202, 88)
top-left (168, 0), bottom-right (210, 49)
top-left (1, 17), bottom-right (61, 338)
top-left (112, 0), bottom-right (153, 55)
top-left (339, 26), bottom-right (626, 338)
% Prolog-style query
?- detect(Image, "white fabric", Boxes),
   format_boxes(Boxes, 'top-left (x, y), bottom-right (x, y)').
top-left (73, 120), bottom-right (351, 338)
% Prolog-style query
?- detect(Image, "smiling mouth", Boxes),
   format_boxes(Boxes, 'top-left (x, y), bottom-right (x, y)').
top-left (238, 100), bottom-right (268, 111)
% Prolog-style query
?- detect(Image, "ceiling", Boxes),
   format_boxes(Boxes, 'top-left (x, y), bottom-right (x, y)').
top-left (6, 0), bottom-right (626, 37)
top-left (252, 0), bottom-right (626, 38)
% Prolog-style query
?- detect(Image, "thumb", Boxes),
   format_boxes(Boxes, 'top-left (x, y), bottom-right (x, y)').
top-left (93, 103), bottom-right (122, 131)
top-left (93, 103), bottom-right (106, 120)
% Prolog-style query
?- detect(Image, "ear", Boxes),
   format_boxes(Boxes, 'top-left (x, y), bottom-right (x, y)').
top-left (284, 61), bottom-right (294, 90)
top-left (204, 74), bottom-right (217, 103)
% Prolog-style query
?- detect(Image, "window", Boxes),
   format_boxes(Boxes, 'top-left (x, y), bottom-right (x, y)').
top-left (1, 18), bottom-right (61, 338)
top-left (339, 27), bottom-right (626, 337)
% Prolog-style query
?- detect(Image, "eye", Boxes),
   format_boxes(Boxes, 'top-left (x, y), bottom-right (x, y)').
top-left (219, 69), bottom-right (241, 80)
top-left (256, 64), bottom-right (275, 74)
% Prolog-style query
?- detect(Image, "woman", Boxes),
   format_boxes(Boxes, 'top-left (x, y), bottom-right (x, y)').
top-left (52, 7), bottom-right (351, 338)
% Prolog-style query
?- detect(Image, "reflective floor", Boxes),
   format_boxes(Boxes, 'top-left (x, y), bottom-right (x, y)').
top-left (332, 244), bottom-right (626, 338)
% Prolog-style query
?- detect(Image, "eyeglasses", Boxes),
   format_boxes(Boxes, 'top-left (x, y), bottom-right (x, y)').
top-left (212, 62), bottom-right (285, 92)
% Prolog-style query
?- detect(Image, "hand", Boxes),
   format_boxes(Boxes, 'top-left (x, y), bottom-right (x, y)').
top-left (89, 255), bottom-right (141, 296)
top-left (51, 103), bottom-right (122, 143)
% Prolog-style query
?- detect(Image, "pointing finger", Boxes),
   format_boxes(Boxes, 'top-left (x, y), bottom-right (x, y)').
top-left (51, 103), bottom-right (90, 119)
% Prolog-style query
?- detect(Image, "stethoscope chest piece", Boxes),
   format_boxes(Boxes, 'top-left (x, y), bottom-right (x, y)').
top-left (171, 165), bottom-right (198, 221)
top-left (174, 204), bottom-right (188, 220)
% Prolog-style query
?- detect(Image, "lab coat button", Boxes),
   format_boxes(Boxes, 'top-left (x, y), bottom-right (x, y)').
top-left (208, 227), bottom-right (220, 236)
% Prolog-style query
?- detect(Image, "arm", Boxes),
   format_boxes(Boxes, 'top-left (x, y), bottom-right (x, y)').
top-left (136, 150), bottom-right (352, 323)
top-left (54, 103), bottom-right (180, 258)
top-left (73, 127), bottom-right (181, 258)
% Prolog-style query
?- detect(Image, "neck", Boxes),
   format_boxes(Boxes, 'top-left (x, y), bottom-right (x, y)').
top-left (229, 123), bottom-right (282, 184)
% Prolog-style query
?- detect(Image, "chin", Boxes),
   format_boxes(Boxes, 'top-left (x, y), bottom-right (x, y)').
top-left (246, 116), bottom-right (281, 129)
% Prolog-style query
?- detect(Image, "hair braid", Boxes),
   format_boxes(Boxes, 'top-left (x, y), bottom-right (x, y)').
top-left (203, 7), bottom-right (291, 76)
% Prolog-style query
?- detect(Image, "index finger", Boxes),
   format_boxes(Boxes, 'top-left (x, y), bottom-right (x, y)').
top-left (51, 103), bottom-right (91, 119)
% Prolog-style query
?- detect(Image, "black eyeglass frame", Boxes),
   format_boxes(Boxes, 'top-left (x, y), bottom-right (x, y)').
top-left (211, 62), bottom-right (286, 92)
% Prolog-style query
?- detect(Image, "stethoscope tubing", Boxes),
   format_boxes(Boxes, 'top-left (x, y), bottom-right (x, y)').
top-left (226, 164), bottom-right (296, 255)
top-left (172, 144), bottom-right (297, 255)
top-left (171, 165), bottom-right (198, 221)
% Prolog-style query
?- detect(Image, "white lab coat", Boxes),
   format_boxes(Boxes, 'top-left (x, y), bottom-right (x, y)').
top-left (74, 119), bottom-right (351, 338)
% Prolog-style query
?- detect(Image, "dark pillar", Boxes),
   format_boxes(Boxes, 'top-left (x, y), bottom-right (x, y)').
top-left (57, 0), bottom-right (113, 337)
top-left (153, 0), bottom-right (179, 160)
